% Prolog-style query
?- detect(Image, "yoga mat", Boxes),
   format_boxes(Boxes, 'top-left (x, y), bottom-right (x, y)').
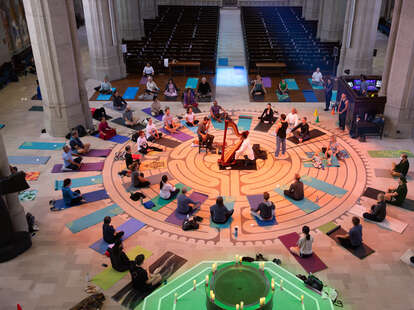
top-left (66, 204), bottom-right (124, 234)
top-left (151, 183), bottom-right (188, 211)
top-left (83, 149), bottom-right (111, 157)
top-left (277, 92), bottom-right (290, 102)
top-left (51, 162), bottom-right (104, 173)
top-left (8, 156), bottom-right (50, 165)
top-left (91, 246), bottom-right (152, 290)
top-left (188, 191), bottom-right (209, 204)
top-left (274, 186), bottom-right (320, 213)
top-left (287, 129), bottom-right (326, 144)
top-left (0, 124), bottom-right (4, 129)
top-left (308, 78), bottom-right (324, 90)
top-left (400, 249), bottom-right (414, 267)
top-left (218, 58), bottom-right (228, 66)
top-left (146, 172), bottom-right (172, 185)
top-left (285, 79), bottom-right (299, 90)
top-left (19, 141), bottom-right (65, 150)
top-left (246, 194), bottom-right (263, 211)
top-left (211, 118), bottom-right (225, 130)
top-left (103, 102), bottom-right (127, 112)
top-left (96, 88), bottom-right (116, 101)
top-left (331, 90), bottom-right (337, 102)
top-left (279, 232), bottom-right (327, 273)
top-left (254, 121), bottom-right (274, 133)
top-left (185, 78), bottom-right (199, 89)
top-left (367, 150), bottom-right (414, 158)
top-left (139, 76), bottom-right (147, 85)
top-left (18, 190), bottom-right (38, 202)
top-left (94, 134), bottom-right (130, 144)
top-left (262, 77), bottom-right (271, 88)
top-left (25, 171), bottom-right (40, 181)
top-left (160, 128), bottom-right (193, 142)
top-left (302, 90), bottom-right (318, 102)
top-left (139, 159), bottom-right (167, 171)
top-left (111, 117), bottom-right (145, 131)
top-left (327, 226), bottom-right (375, 259)
top-left (55, 175), bottom-right (103, 190)
top-left (141, 107), bottom-right (163, 121)
top-left (374, 168), bottom-right (413, 180)
top-left (180, 120), bottom-right (198, 134)
top-left (234, 66), bottom-right (244, 69)
top-left (52, 189), bottom-right (109, 210)
top-left (362, 187), bottom-right (385, 200)
top-left (122, 87), bottom-right (139, 100)
top-left (301, 175), bottom-right (347, 197)
top-left (318, 222), bottom-right (338, 234)
top-left (400, 199), bottom-right (414, 211)
top-left (254, 215), bottom-right (277, 227)
top-left (237, 115), bottom-right (252, 131)
top-left (219, 159), bottom-right (257, 170)
top-left (165, 207), bottom-right (199, 226)
top-left (29, 105), bottom-right (43, 111)
top-left (148, 251), bottom-right (187, 274)
top-left (154, 137), bottom-right (180, 148)
top-left (89, 218), bottom-right (146, 255)
top-left (210, 197), bottom-right (235, 229)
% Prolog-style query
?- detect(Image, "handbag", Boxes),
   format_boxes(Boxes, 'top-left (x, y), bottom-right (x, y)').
top-left (182, 219), bottom-right (199, 231)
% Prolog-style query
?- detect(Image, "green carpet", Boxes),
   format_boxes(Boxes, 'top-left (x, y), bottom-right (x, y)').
top-left (318, 222), bottom-right (338, 234)
top-left (368, 150), bottom-right (414, 158)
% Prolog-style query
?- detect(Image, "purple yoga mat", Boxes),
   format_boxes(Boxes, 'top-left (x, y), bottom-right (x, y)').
top-left (142, 107), bottom-right (163, 121)
top-left (188, 192), bottom-right (208, 204)
top-left (52, 189), bottom-right (109, 210)
top-left (51, 162), bottom-right (104, 173)
top-left (262, 77), bottom-right (272, 88)
top-left (160, 128), bottom-right (193, 142)
top-left (83, 149), bottom-right (111, 157)
top-left (165, 192), bottom-right (208, 226)
top-left (246, 194), bottom-right (263, 211)
top-left (279, 232), bottom-right (327, 273)
top-left (139, 76), bottom-right (147, 85)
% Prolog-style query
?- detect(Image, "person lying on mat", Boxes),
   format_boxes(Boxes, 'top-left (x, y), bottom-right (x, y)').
top-left (198, 117), bottom-right (215, 151)
top-left (235, 131), bottom-right (255, 167)
top-left (185, 107), bottom-right (199, 127)
top-left (311, 67), bottom-right (323, 86)
top-left (60, 178), bottom-right (84, 208)
top-left (177, 187), bottom-right (200, 215)
top-left (151, 96), bottom-right (163, 116)
top-left (123, 106), bottom-right (139, 127)
top-left (95, 76), bottom-right (112, 94)
top-left (112, 90), bottom-right (127, 111)
top-left (130, 162), bottom-right (150, 188)
top-left (250, 192), bottom-right (275, 221)
top-left (283, 174), bottom-right (304, 201)
top-left (103, 216), bottom-right (124, 244)
top-left (286, 108), bottom-right (299, 133)
top-left (385, 176), bottom-right (407, 206)
top-left (291, 117), bottom-right (310, 143)
top-left (145, 118), bottom-right (162, 141)
top-left (210, 196), bottom-right (234, 224)
top-left (391, 153), bottom-right (409, 178)
top-left (70, 130), bottom-right (90, 155)
top-left (142, 62), bottom-right (154, 77)
top-left (363, 193), bottom-right (387, 222)
top-left (259, 103), bottom-right (276, 124)
top-left (98, 117), bottom-right (117, 140)
top-left (164, 78), bottom-right (178, 98)
top-left (159, 175), bottom-right (180, 200)
top-left (109, 241), bottom-right (132, 272)
top-left (183, 88), bottom-right (198, 109)
top-left (278, 79), bottom-right (289, 95)
top-left (210, 100), bottom-right (227, 122)
top-left (130, 254), bottom-right (175, 293)
top-left (197, 77), bottom-right (212, 99)
top-left (137, 130), bottom-right (162, 154)
top-left (336, 217), bottom-right (363, 248)
top-left (289, 226), bottom-right (313, 258)
top-left (250, 75), bottom-right (267, 97)
top-left (62, 145), bottom-right (82, 170)
top-left (162, 107), bottom-right (181, 133)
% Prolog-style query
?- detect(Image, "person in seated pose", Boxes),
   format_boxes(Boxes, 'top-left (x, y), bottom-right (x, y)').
top-left (62, 145), bottom-right (82, 170)
top-left (162, 107), bottom-right (181, 133)
top-left (109, 241), bottom-right (131, 272)
top-left (311, 153), bottom-right (324, 169)
top-left (103, 216), bottom-right (124, 244)
top-left (284, 174), bottom-right (304, 201)
top-left (336, 217), bottom-right (363, 248)
top-left (259, 103), bottom-right (276, 124)
top-left (61, 178), bottom-right (83, 208)
top-left (69, 130), bottom-right (90, 154)
top-left (183, 88), bottom-right (198, 109)
top-left (150, 96), bottom-right (163, 116)
top-left (210, 101), bottom-right (227, 122)
top-left (98, 117), bottom-right (117, 140)
top-left (197, 77), bottom-right (212, 100)
top-left (139, 76), bottom-right (160, 100)
top-left (251, 192), bottom-right (275, 221)
top-left (197, 117), bottom-right (214, 151)
top-left (142, 62), bottom-right (154, 77)
top-left (289, 226), bottom-right (313, 258)
top-left (278, 79), bottom-right (289, 95)
top-left (311, 67), bottom-right (323, 86)
top-left (112, 90), bottom-right (127, 111)
top-left (164, 78), bottom-right (178, 99)
top-left (324, 135), bottom-right (343, 165)
top-left (145, 118), bottom-right (162, 142)
top-left (391, 153), bottom-right (409, 178)
top-left (177, 187), bottom-right (200, 215)
top-left (250, 75), bottom-right (267, 97)
top-left (274, 113), bottom-right (288, 158)
top-left (363, 193), bottom-right (386, 222)
top-left (122, 106), bottom-right (139, 127)
top-left (137, 130), bottom-right (162, 154)
top-left (291, 117), bottom-right (310, 143)
top-left (210, 196), bottom-right (234, 224)
top-left (95, 76), bottom-right (112, 94)
top-left (159, 175), bottom-right (180, 200)
top-left (125, 145), bottom-right (139, 170)
top-left (385, 176), bottom-right (407, 206)
top-left (185, 107), bottom-right (199, 127)
top-left (130, 162), bottom-right (150, 188)
top-left (286, 108), bottom-right (299, 133)
top-left (235, 131), bottom-right (255, 166)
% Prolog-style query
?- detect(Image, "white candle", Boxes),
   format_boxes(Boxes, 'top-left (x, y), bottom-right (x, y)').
top-left (280, 279), bottom-right (283, 290)
top-left (301, 295), bottom-right (304, 304)
top-left (174, 293), bottom-right (177, 304)
top-left (271, 278), bottom-right (275, 291)
top-left (212, 292), bottom-right (215, 302)
top-left (260, 262), bottom-right (265, 271)
top-left (260, 297), bottom-right (265, 306)
top-left (236, 304), bottom-right (239, 310)
top-left (210, 290), bottom-right (214, 301)
top-left (235, 255), bottom-right (239, 263)
top-left (193, 279), bottom-right (196, 290)
top-left (240, 301), bottom-right (244, 309)
top-left (212, 263), bottom-right (217, 273)
top-left (239, 256), bottom-right (242, 264)
top-left (205, 275), bottom-right (209, 286)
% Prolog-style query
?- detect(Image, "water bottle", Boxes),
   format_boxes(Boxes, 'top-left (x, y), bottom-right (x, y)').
top-left (186, 214), bottom-right (190, 220)
top-left (234, 226), bottom-right (238, 238)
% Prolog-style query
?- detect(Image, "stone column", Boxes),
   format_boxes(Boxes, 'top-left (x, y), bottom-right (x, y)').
top-left (317, 0), bottom-right (347, 42)
top-left (23, 0), bottom-right (93, 137)
top-left (82, 0), bottom-right (126, 81)
top-left (337, 0), bottom-right (382, 76)
top-left (383, 0), bottom-right (414, 138)
top-left (302, 0), bottom-right (320, 20)
top-left (0, 133), bottom-right (28, 232)
top-left (139, 0), bottom-right (157, 20)
top-left (116, 0), bottom-right (143, 41)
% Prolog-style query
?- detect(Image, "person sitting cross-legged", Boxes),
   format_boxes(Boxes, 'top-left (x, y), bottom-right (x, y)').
top-left (103, 216), bottom-right (124, 244)
top-left (363, 193), bottom-right (386, 222)
top-left (142, 62), bottom-right (154, 77)
top-left (112, 90), bottom-right (127, 111)
top-left (289, 226), bottom-right (313, 258)
top-left (336, 217), bottom-right (363, 249)
top-left (210, 101), bottom-right (227, 122)
top-left (278, 79), bottom-right (289, 95)
top-left (137, 130), bottom-right (162, 154)
top-left (62, 145), bottom-right (82, 170)
top-left (130, 162), bottom-right (150, 189)
top-left (118, 145), bottom-right (139, 177)
top-left (122, 106), bottom-right (139, 127)
top-left (197, 117), bottom-right (214, 151)
top-left (283, 174), bottom-right (304, 201)
top-left (185, 107), bottom-right (199, 127)
top-left (151, 97), bottom-right (163, 117)
top-left (177, 187), bottom-right (200, 216)
top-left (162, 107), bottom-right (181, 133)
top-left (95, 76), bottom-right (112, 94)
top-left (250, 75), bottom-right (267, 98)
top-left (210, 196), bottom-right (234, 224)
top-left (164, 78), bottom-right (178, 99)
top-left (109, 240), bottom-right (132, 272)
top-left (251, 192), bottom-right (275, 221)
top-left (291, 117), bottom-right (310, 143)
top-left (145, 118), bottom-right (162, 141)
top-left (391, 153), bottom-right (410, 178)
top-left (58, 178), bottom-right (83, 209)
top-left (159, 175), bottom-right (180, 200)
top-left (259, 103), bottom-right (277, 124)
top-left (197, 77), bottom-right (212, 100)
top-left (69, 130), bottom-right (90, 155)
top-left (98, 117), bottom-right (117, 140)
top-left (311, 67), bottom-right (323, 86)
top-left (385, 176), bottom-right (408, 206)
top-left (183, 88), bottom-right (198, 109)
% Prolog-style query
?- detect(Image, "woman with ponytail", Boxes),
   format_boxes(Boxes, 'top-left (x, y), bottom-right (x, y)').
top-left (289, 226), bottom-right (313, 258)
top-left (159, 175), bottom-right (180, 200)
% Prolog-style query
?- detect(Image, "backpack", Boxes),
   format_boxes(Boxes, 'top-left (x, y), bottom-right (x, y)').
top-left (93, 107), bottom-right (107, 120)
top-left (131, 132), bottom-right (139, 142)
top-left (75, 125), bottom-right (87, 137)
top-left (182, 218), bottom-right (199, 231)
top-left (130, 192), bottom-right (145, 201)
top-left (304, 274), bottom-right (323, 292)
top-left (253, 144), bottom-right (267, 160)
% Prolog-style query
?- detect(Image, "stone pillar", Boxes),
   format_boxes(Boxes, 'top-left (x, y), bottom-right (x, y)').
top-left (82, 0), bottom-right (126, 81)
top-left (116, 0), bottom-right (143, 41)
top-left (337, 0), bottom-right (382, 76)
top-left (317, 0), bottom-right (347, 42)
top-left (0, 133), bottom-right (28, 232)
top-left (382, 0), bottom-right (414, 138)
top-left (302, 0), bottom-right (320, 20)
top-left (23, 0), bottom-right (93, 137)
top-left (139, 0), bottom-right (157, 20)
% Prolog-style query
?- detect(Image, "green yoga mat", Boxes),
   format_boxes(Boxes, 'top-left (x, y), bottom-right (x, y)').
top-left (91, 246), bottom-right (152, 290)
top-left (368, 150), bottom-right (414, 158)
top-left (151, 183), bottom-right (190, 212)
top-left (318, 222), bottom-right (337, 234)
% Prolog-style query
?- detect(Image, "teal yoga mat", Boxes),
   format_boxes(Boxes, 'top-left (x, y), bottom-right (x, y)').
top-left (185, 78), bottom-right (199, 89)
top-left (211, 118), bottom-right (225, 130)
top-left (285, 79), bottom-right (299, 90)
top-left (274, 186), bottom-right (320, 213)
top-left (308, 78), bottom-right (324, 89)
top-left (66, 204), bottom-right (124, 233)
top-left (237, 116), bottom-right (252, 131)
top-left (301, 175), bottom-right (347, 197)
top-left (96, 88), bottom-right (116, 101)
top-left (209, 196), bottom-right (235, 229)
top-left (331, 90), bottom-right (337, 102)
top-left (122, 87), bottom-right (139, 100)
top-left (151, 183), bottom-right (189, 212)
top-left (55, 175), bottom-right (103, 190)
top-left (8, 156), bottom-right (50, 165)
top-left (180, 120), bottom-right (198, 134)
top-left (19, 141), bottom-right (66, 150)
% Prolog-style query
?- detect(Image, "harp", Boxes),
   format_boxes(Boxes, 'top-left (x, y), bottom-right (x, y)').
top-left (218, 120), bottom-right (248, 167)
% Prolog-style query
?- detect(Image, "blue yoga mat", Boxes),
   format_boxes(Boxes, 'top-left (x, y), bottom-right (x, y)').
top-left (285, 79), bottom-right (299, 90)
top-left (52, 189), bottom-right (109, 210)
top-left (301, 175), bottom-right (347, 198)
top-left (0, 124), bottom-right (4, 129)
top-left (254, 215), bottom-right (277, 227)
top-left (122, 87), bottom-right (139, 100)
top-left (94, 134), bottom-right (129, 144)
top-left (66, 204), bottom-right (124, 234)
top-left (218, 58), bottom-right (228, 66)
top-left (185, 78), bottom-right (199, 89)
top-left (308, 79), bottom-right (324, 90)
top-left (237, 116), bottom-right (252, 131)
top-left (277, 92), bottom-right (290, 102)
top-left (55, 175), bottom-right (103, 190)
top-left (331, 90), bottom-right (337, 102)
top-left (180, 120), bottom-right (198, 134)
top-left (8, 156), bottom-right (50, 165)
top-left (210, 217), bottom-right (233, 229)
top-left (19, 141), bottom-right (65, 150)
top-left (142, 107), bottom-right (163, 121)
top-left (234, 66), bottom-right (244, 69)
top-left (302, 90), bottom-right (318, 102)
top-left (211, 119), bottom-right (225, 130)
top-left (274, 187), bottom-right (320, 214)
top-left (96, 88), bottom-right (116, 100)
top-left (89, 218), bottom-right (146, 254)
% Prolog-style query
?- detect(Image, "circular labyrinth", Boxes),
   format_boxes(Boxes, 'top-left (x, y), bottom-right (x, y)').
top-left (104, 111), bottom-right (368, 247)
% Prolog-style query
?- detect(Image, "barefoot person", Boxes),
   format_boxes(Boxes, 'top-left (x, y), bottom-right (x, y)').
top-left (289, 226), bottom-right (313, 258)
top-left (391, 153), bottom-right (409, 178)
top-left (162, 107), bottom-right (181, 133)
top-left (210, 101), bottom-right (227, 122)
top-left (363, 193), bottom-right (386, 222)
top-left (98, 117), bottom-right (117, 140)
top-left (197, 117), bottom-right (214, 151)
top-left (62, 145), bottom-right (82, 170)
top-left (69, 130), bottom-right (90, 154)
top-left (385, 176), bottom-right (408, 206)
top-left (145, 118), bottom-right (162, 141)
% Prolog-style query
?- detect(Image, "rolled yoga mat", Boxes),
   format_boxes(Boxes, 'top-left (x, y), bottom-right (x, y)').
top-left (52, 189), bottom-right (109, 210)
top-left (19, 141), bottom-right (65, 150)
top-left (51, 162), bottom-right (104, 173)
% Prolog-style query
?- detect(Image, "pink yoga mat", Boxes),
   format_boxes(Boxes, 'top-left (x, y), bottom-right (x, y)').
top-left (82, 149), bottom-right (111, 157)
top-left (279, 232), bottom-right (327, 273)
top-left (139, 76), bottom-right (147, 85)
top-left (51, 162), bottom-right (104, 173)
top-left (262, 77), bottom-right (272, 88)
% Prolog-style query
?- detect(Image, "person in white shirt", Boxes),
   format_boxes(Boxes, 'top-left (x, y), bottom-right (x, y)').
top-left (145, 118), bottom-right (162, 141)
top-left (94, 76), bottom-right (112, 94)
top-left (286, 108), bottom-right (299, 133)
top-left (185, 107), bottom-right (199, 127)
top-left (137, 130), bottom-right (162, 154)
top-left (139, 76), bottom-right (159, 100)
top-left (289, 226), bottom-right (313, 258)
top-left (159, 175), bottom-right (180, 200)
top-left (143, 62), bottom-right (154, 77)
top-left (311, 67), bottom-right (323, 86)
top-left (235, 131), bottom-right (255, 167)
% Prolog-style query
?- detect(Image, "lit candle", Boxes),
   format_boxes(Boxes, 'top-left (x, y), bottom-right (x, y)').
top-left (193, 279), bottom-right (196, 290)
top-left (236, 304), bottom-right (239, 310)
top-left (210, 290), bottom-right (213, 300)
top-left (174, 293), bottom-right (177, 304)
top-left (212, 292), bottom-right (215, 302)
top-left (240, 301), bottom-right (244, 309)
top-left (205, 275), bottom-right (209, 286)
top-left (212, 263), bottom-right (217, 273)
top-left (235, 255), bottom-right (239, 263)
top-left (301, 295), bottom-right (304, 304)
top-left (260, 297), bottom-right (265, 306)
top-left (280, 279), bottom-right (283, 290)
top-left (239, 256), bottom-right (242, 264)
top-left (260, 262), bottom-right (265, 271)
top-left (271, 278), bottom-right (275, 291)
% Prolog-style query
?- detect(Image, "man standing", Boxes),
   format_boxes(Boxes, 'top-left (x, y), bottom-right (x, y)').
top-left (324, 78), bottom-right (333, 111)
top-left (274, 114), bottom-right (288, 158)
top-left (338, 93), bottom-right (349, 130)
